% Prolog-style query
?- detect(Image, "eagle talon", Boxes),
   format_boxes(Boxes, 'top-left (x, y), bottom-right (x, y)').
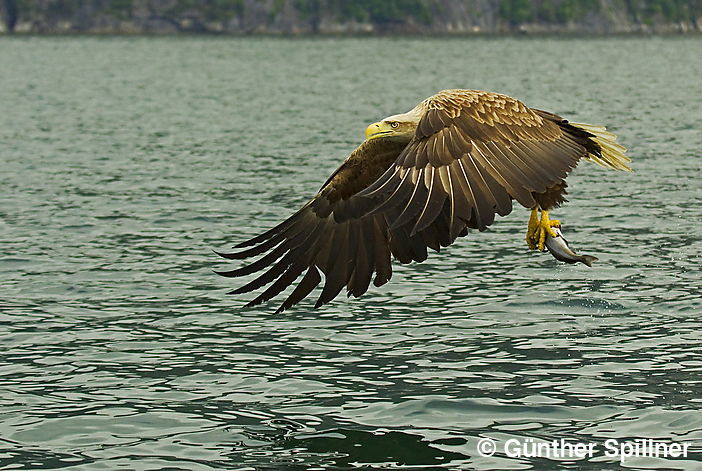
top-left (526, 209), bottom-right (562, 251)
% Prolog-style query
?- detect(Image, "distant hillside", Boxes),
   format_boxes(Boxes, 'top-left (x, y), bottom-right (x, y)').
top-left (2, 0), bottom-right (701, 34)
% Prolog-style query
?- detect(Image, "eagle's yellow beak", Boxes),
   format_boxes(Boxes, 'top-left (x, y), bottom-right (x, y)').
top-left (365, 121), bottom-right (392, 140)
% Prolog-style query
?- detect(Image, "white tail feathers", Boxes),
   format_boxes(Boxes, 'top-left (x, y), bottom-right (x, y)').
top-left (570, 122), bottom-right (632, 171)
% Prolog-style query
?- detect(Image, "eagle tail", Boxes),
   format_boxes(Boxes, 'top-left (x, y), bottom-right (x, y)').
top-left (570, 122), bottom-right (632, 171)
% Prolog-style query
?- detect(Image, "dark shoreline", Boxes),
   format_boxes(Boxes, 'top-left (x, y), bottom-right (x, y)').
top-left (3, 0), bottom-right (701, 37)
top-left (2, 30), bottom-right (702, 38)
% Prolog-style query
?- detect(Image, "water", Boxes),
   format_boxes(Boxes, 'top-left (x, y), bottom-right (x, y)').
top-left (1, 36), bottom-right (701, 470)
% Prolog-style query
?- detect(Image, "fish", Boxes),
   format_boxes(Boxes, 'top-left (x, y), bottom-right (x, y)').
top-left (544, 225), bottom-right (598, 267)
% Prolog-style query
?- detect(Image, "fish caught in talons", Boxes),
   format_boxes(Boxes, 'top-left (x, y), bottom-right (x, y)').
top-left (544, 223), bottom-right (598, 267)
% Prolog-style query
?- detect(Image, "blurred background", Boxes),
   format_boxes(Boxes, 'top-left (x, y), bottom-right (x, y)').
top-left (1, 0), bottom-right (702, 34)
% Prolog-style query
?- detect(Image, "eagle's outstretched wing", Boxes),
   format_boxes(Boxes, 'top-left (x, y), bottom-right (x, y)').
top-left (217, 138), bottom-right (467, 313)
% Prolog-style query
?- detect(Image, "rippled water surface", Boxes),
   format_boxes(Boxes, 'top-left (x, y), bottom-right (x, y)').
top-left (1, 36), bottom-right (702, 470)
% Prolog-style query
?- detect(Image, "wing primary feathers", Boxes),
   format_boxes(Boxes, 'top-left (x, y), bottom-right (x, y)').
top-left (509, 140), bottom-right (563, 184)
top-left (471, 141), bottom-right (535, 208)
top-left (244, 219), bottom-right (330, 306)
top-left (437, 166), bottom-right (455, 233)
top-left (344, 219), bottom-right (360, 286)
top-left (234, 203), bottom-right (311, 248)
top-left (384, 201), bottom-right (428, 264)
top-left (473, 155), bottom-right (512, 217)
top-left (389, 169), bottom-right (428, 230)
top-left (244, 261), bottom-right (306, 308)
top-left (214, 242), bottom-right (288, 277)
top-left (530, 139), bottom-right (581, 171)
top-left (276, 266), bottom-right (321, 313)
top-left (384, 212), bottom-right (414, 264)
top-left (225, 212), bottom-right (311, 260)
top-left (228, 254), bottom-right (292, 296)
top-left (371, 216), bottom-right (392, 286)
top-left (437, 167), bottom-right (469, 241)
top-left (496, 141), bottom-right (551, 188)
top-left (222, 234), bottom-right (287, 260)
top-left (228, 218), bottom-right (324, 295)
top-left (427, 129), bottom-right (453, 167)
top-left (409, 140), bottom-right (429, 168)
top-left (315, 224), bottom-right (351, 307)
top-left (456, 158), bottom-right (489, 230)
top-left (347, 220), bottom-right (373, 297)
top-left (432, 201), bottom-right (453, 247)
top-left (412, 166), bottom-right (448, 235)
top-left (245, 235), bottom-right (322, 308)
top-left (357, 166), bottom-right (400, 198)
top-left (418, 219), bottom-right (442, 252)
top-left (452, 160), bottom-right (480, 227)
top-left (447, 162), bottom-right (474, 224)
top-left (407, 230), bottom-right (429, 262)
top-left (369, 166), bottom-right (414, 215)
top-left (214, 250), bottom-right (245, 260)
top-left (544, 134), bottom-right (578, 157)
top-left (311, 220), bottom-right (341, 274)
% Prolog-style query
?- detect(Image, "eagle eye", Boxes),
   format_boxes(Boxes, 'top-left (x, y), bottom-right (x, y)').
top-left (390, 121), bottom-right (399, 129)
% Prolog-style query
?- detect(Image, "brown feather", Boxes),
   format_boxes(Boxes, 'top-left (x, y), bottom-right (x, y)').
top-left (276, 266), bottom-right (321, 313)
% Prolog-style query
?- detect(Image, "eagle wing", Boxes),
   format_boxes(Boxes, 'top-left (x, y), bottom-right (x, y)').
top-left (359, 90), bottom-right (592, 240)
top-left (217, 138), bottom-right (464, 312)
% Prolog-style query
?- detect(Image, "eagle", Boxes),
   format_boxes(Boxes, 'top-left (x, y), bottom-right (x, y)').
top-left (217, 89), bottom-right (631, 312)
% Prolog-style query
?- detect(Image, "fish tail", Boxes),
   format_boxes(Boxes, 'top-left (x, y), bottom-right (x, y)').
top-left (579, 255), bottom-right (599, 267)
top-left (569, 122), bottom-right (632, 171)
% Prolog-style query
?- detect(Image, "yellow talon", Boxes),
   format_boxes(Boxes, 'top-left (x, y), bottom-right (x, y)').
top-left (537, 210), bottom-right (560, 251)
top-left (526, 208), bottom-right (562, 251)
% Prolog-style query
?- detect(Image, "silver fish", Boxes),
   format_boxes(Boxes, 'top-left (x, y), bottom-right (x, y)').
top-left (544, 226), bottom-right (598, 267)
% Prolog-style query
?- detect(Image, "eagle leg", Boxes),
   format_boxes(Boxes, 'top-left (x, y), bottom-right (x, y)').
top-left (526, 208), bottom-right (560, 251)
top-left (526, 207), bottom-right (539, 250)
